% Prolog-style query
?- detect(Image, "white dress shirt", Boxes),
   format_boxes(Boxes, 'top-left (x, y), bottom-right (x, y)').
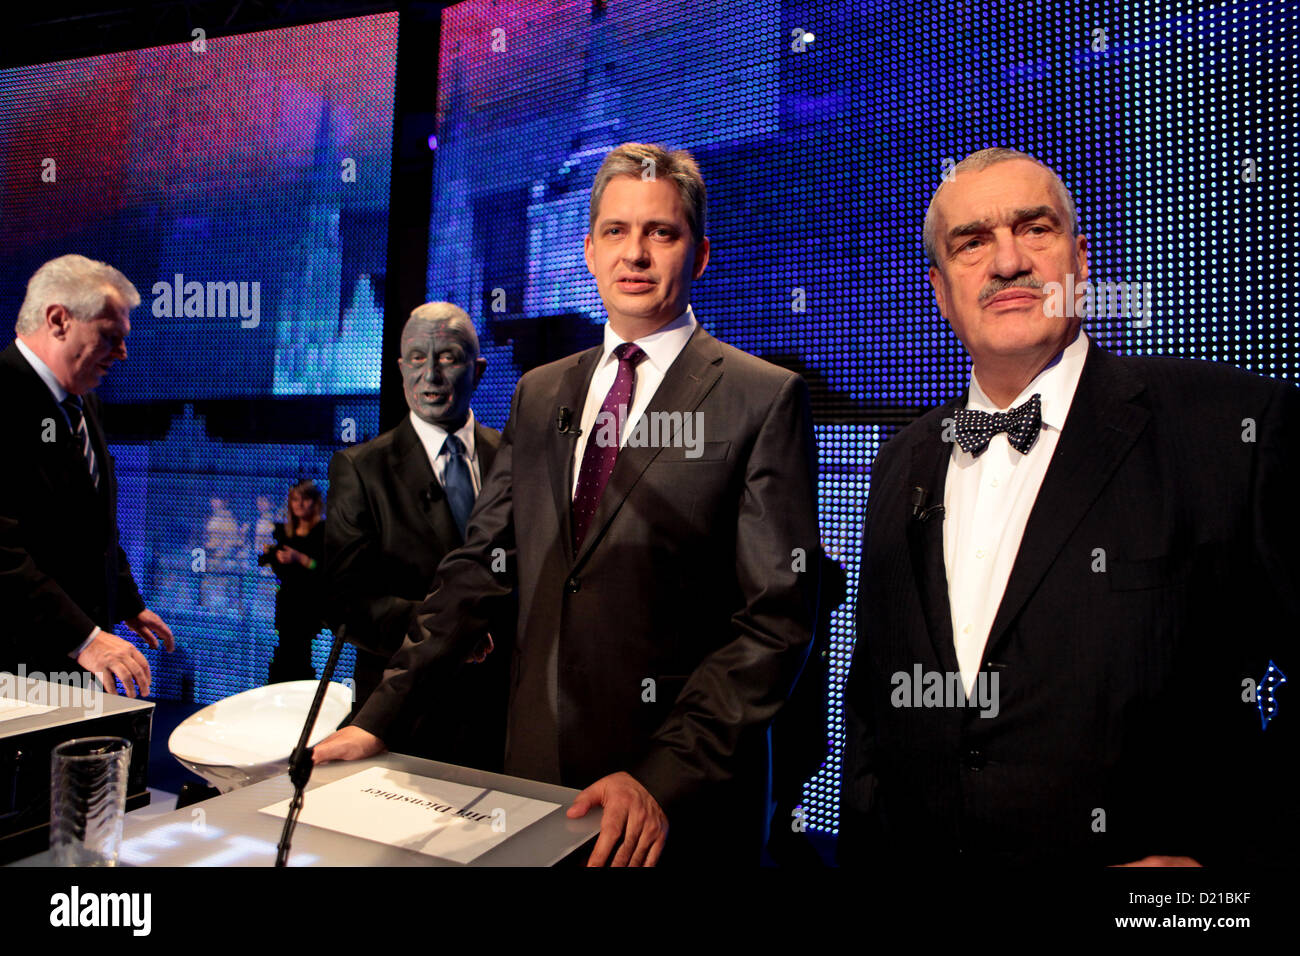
top-left (943, 330), bottom-right (1090, 694)
top-left (570, 305), bottom-right (698, 498)
top-left (408, 408), bottom-right (482, 496)
top-left (14, 337), bottom-right (101, 656)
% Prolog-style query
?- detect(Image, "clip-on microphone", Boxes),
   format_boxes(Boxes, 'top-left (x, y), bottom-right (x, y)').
top-left (556, 406), bottom-right (582, 437)
top-left (911, 485), bottom-right (945, 522)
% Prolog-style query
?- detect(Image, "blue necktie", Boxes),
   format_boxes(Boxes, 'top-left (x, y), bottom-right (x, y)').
top-left (442, 433), bottom-right (475, 539)
top-left (60, 395), bottom-right (100, 489)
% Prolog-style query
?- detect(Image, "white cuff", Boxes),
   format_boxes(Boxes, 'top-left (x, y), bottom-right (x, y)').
top-left (69, 626), bottom-right (101, 660)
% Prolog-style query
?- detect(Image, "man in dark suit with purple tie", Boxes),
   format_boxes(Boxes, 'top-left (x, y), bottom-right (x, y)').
top-left (315, 143), bottom-right (822, 867)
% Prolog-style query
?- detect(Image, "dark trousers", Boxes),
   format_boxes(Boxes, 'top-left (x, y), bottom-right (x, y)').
top-left (269, 612), bottom-right (318, 684)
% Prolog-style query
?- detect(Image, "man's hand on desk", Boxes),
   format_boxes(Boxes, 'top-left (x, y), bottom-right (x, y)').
top-left (567, 771), bottom-right (668, 867)
top-left (78, 630), bottom-right (152, 698)
top-left (312, 725), bottom-right (387, 764)
top-left (310, 629), bottom-right (488, 763)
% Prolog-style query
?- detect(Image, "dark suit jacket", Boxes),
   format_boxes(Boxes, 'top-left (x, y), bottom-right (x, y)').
top-left (354, 324), bottom-right (822, 862)
top-left (840, 344), bottom-right (1299, 866)
top-left (0, 341), bottom-right (144, 673)
top-left (326, 415), bottom-right (509, 770)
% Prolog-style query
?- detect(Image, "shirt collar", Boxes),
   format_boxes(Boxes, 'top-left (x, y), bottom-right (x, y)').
top-left (966, 329), bottom-right (1090, 431)
top-left (599, 305), bottom-right (697, 373)
top-left (408, 407), bottom-right (477, 460)
top-left (14, 337), bottom-right (69, 405)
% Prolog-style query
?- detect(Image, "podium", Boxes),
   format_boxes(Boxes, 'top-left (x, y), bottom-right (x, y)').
top-left (0, 675), bottom-right (153, 864)
top-left (104, 752), bottom-right (600, 866)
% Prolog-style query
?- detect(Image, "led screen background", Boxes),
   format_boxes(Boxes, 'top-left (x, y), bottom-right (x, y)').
top-left (0, 0), bottom-right (1293, 837)
top-left (0, 13), bottom-right (400, 701)
top-left (425, 0), bottom-right (1297, 834)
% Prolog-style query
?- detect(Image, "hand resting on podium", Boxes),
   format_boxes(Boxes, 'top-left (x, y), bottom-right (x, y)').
top-left (311, 633), bottom-right (493, 763)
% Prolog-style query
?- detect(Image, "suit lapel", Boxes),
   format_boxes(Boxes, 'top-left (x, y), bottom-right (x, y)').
top-left (2, 345), bottom-right (100, 503)
top-left (392, 416), bottom-right (462, 554)
top-left (981, 346), bottom-right (1149, 662)
top-left (547, 347), bottom-right (602, 566)
top-left (904, 403), bottom-right (963, 674)
top-left (572, 326), bottom-right (723, 569)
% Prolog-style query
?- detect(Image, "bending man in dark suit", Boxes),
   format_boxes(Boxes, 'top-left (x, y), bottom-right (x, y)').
top-left (840, 148), bottom-right (1298, 866)
top-left (315, 142), bottom-right (822, 866)
top-left (0, 254), bottom-right (175, 695)
top-left (325, 302), bottom-right (508, 770)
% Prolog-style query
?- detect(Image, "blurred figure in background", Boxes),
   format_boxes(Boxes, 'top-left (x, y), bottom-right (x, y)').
top-left (200, 496), bottom-right (247, 612)
top-left (252, 494), bottom-right (277, 559)
top-left (262, 479), bottom-right (324, 683)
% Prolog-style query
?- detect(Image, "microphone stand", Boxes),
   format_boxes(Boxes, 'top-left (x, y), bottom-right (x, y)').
top-left (275, 623), bottom-right (348, 867)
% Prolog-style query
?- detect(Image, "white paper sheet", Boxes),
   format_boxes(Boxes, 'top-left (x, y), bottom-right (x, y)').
top-left (0, 695), bottom-right (57, 723)
top-left (259, 766), bottom-right (561, 864)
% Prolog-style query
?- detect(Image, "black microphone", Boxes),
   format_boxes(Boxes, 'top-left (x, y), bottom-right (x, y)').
top-left (419, 482), bottom-right (439, 507)
top-left (556, 406), bottom-right (581, 436)
top-left (911, 485), bottom-right (945, 522)
top-left (276, 623), bottom-right (348, 867)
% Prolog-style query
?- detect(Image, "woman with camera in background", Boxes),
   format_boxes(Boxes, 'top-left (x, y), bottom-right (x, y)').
top-left (262, 479), bottom-right (325, 684)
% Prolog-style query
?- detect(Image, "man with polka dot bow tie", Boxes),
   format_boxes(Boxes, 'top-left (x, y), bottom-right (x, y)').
top-left (841, 148), bottom-right (1298, 867)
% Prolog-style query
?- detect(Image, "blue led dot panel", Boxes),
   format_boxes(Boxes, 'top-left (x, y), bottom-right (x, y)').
top-left (424, 0), bottom-right (1297, 834)
top-left (0, 14), bottom-right (398, 703)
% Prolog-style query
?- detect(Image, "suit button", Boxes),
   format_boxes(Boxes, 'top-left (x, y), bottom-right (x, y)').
top-left (963, 749), bottom-right (986, 771)
top-left (564, 577), bottom-right (580, 594)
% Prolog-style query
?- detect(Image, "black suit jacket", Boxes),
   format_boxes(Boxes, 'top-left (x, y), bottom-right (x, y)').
top-left (0, 341), bottom-right (144, 673)
top-left (840, 344), bottom-right (1299, 866)
top-left (326, 415), bottom-right (508, 770)
top-left (354, 324), bottom-right (822, 862)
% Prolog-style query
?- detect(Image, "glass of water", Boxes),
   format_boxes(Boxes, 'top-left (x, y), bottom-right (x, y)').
top-left (50, 736), bottom-right (132, 866)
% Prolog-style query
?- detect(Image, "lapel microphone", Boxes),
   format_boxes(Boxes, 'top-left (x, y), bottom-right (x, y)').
top-left (556, 406), bottom-right (581, 437)
top-left (911, 485), bottom-right (945, 522)
top-left (419, 482), bottom-right (439, 507)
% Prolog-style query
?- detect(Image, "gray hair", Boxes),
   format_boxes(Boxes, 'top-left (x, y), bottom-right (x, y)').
top-left (15, 254), bottom-right (141, 335)
top-left (589, 143), bottom-right (707, 244)
top-left (404, 301), bottom-right (479, 355)
top-left (923, 148), bottom-right (1079, 266)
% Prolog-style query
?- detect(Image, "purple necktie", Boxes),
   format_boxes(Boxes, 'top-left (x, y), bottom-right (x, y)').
top-left (572, 342), bottom-right (646, 549)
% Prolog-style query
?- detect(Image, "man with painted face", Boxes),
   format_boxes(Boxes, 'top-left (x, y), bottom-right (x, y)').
top-left (839, 148), bottom-right (1298, 866)
top-left (324, 302), bottom-right (508, 770)
top-left (315, 142), bottom-right (821, 867)
top-left (0, 254), bottom-right (176, 695)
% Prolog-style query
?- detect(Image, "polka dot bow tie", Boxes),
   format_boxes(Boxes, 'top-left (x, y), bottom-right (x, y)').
top-left (954, 393), bottom-right (1043, 457)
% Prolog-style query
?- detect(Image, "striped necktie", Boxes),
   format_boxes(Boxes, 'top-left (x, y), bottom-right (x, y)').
top-left (60, 395), bottom-right (100, 489)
